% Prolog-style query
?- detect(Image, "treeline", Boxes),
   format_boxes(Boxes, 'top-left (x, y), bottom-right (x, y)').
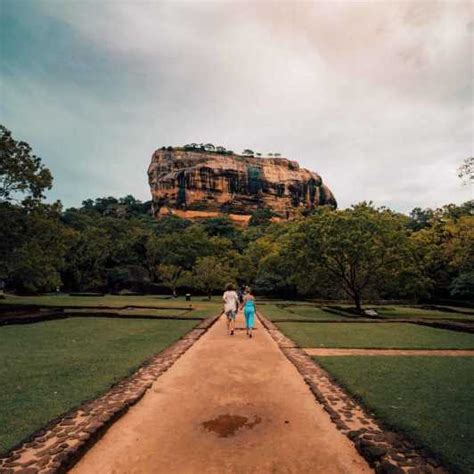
top-left (1, 125), bottom-right (473, 307)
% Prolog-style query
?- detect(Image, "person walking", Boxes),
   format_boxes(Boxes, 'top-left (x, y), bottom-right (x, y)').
top-left (242, 287), bottom-right (256, 338)
top-left (223, 283), bottom-right (239, 336)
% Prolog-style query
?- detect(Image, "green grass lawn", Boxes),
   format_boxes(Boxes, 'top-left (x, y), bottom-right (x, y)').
top-left (258, 299), bottom-right (316, 305)
top-left (435, 305), bottom-right (474, 315)
top-left (67, 307), bottom-right (193, 317)
top-left (277, 322), bottom-right (474, 349)
top-left (0, 317), bottom-right (201, 454)
top-left (315, 356), bottom-right (474, 473)
top-left (0, 295), bottom-right (222, 323)
top-left (0, 294), bottom-right (222, 309)
top-left (375, 306), bottom-right (474, 320)
top-left (262, 304), bottom-right (347, 321)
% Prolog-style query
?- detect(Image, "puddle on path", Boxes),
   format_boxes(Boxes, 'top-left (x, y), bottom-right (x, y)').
top-left (202, 414), bottom-right (262, 438)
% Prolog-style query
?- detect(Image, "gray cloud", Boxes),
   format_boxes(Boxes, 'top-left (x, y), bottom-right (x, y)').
top-left (1, 0), bottom-right (472, 212)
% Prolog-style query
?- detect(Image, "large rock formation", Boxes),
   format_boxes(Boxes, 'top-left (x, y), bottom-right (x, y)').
top-left (148, 148), bottom-right (336, 223)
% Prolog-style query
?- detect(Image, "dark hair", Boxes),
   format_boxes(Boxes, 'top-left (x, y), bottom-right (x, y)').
top-left (225, 283), bottom-right (235, 291)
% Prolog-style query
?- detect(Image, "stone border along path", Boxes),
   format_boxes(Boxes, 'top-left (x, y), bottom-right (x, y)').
top-left (0, 313), bottom-right (221, 474)
top-left (258, 313), bottom-right (448, 474)
top-left (304, 348), bottom-right (474, 356)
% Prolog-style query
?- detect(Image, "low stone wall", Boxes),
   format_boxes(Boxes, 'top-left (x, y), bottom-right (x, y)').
top-left (0, 313), bottom-right (221, 474)
top-left (258, 313), bottom-right (448, 474)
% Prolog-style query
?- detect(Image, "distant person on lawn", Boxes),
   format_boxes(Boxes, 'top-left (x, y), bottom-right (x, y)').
top-left (223, 283), bottom-right (239, 336)
top-left (243, 287), bottom-right (256, 338)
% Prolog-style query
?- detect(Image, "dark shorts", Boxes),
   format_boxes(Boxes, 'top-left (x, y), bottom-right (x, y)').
top-left (225, 309), bottom-right (236, 320)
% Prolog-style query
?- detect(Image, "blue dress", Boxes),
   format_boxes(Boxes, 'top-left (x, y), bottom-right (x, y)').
top-left (244, 298), bottom-right (255, 328)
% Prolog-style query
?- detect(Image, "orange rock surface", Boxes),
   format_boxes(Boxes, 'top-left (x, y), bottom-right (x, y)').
top-left (148, 149), bottom-right (336, 221)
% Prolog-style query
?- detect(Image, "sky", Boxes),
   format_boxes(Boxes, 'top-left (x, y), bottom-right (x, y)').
top-left (1, 0), bottom-right (473, 213)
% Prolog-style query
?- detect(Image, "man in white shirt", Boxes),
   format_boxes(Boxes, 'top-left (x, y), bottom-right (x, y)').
top-left (223, 283), bottom-right (239, 336)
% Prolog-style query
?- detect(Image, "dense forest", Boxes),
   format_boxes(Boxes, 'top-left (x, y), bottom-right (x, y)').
top-left (1, 126), bottom-right (473, 308)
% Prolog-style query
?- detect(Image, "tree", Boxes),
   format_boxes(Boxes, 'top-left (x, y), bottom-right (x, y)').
top-left (289, 204), bottom-right (414, 312)
top-left (458, 157), bottom-right (473, 185)
top-left (157, 264), bottom-right (183, 297)
top-left (107, 265), bottom-right (150, 293)
top-left (407, 207), bottom-right (434, 231)
top-left (1, 202), bottom-right (72, 293)
top-left (0, 125), bottom-right (53, 203)
top-left (61, 226), bottom-right (111, 291)
top-left (204, 143), bottom-right (215, 151)
top-left (449, 272), bottom-right (474, 299)
top-left (242, 149), bottom-right (254, 156)
top-left (193, 256), bottom-right (234, 299)
top-left (152, 224), bottom-right (213, 270)
top-left (249, 208), bottom-right (274, 227)
top-left (201, 216), bottom-right (244, 249)
top-left (409, 211), bottom-right (474, 299)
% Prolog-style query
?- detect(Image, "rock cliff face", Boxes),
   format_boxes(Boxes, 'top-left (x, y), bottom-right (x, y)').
top-left (148, 149), bottom-right (336, 223)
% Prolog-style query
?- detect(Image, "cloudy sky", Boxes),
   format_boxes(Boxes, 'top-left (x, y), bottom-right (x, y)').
top-left (1, 0), bottom-right (472, 212)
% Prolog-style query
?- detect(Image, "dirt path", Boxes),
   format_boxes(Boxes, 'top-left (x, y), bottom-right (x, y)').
top-left (70, 315), bottom-right (371, 474)
top-left (304, 348), bottom-right (474, 356)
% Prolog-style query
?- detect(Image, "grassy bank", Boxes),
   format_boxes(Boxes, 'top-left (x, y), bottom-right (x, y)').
top-left (277, 322), bottom-right (474, 349)
top-left (375, 306), bottom-right (474, 320)
top-left (0, 316), bottom-right (203, 453)
top-left (0, 294), bottom-right (221, 309)
top-left (262, 304), bottom-right (348, 321)
top-left (315, 356), bottom-right (474, 473)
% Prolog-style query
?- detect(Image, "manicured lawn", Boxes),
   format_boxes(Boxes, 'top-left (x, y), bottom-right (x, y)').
top-left (258, 299), bottom-right (315, 305)
top-left (0, 294), bottom-right (221, 309)
top-left (0, 317), bottom-right (200, 454)
top-left (277, 322), bottom-right (474, 349)
top-left (375, 306), bottom-right (474, 320)
top-left (315, 356), bottom-right (474, 473)
top-left (262, 304), bottom-right (347, 321)
top-left (0, 295), bottom-right (221, 323)
top-left (67, 307), bottom-right (193, 317)
top-left (435, 305), bottom-right (474, 315)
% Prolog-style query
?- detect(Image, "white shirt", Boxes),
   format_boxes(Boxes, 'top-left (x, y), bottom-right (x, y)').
top-left (223, 290), bottom-right (239, 312)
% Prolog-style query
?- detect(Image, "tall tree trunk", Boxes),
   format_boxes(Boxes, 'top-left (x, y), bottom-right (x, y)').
top-left (354, 292), bottom-right (362, 314)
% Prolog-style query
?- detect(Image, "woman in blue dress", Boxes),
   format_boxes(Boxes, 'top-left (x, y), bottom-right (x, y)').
top-left (242, 287), bottom-right (256, 338)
